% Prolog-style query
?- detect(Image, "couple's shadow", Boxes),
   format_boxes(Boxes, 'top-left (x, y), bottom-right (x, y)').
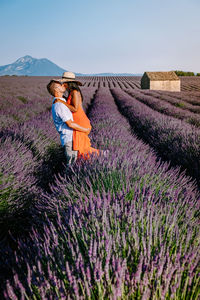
top-left (35, 143), bottom-right (67, 194)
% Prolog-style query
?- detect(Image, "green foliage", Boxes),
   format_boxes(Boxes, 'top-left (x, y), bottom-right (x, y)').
top-left (17, 96), bottom-right (28, 103)
top-left (0, 198), bottom-right (9, 216)
top-left (174, 102), bottom-right (185, 108)
top-left (187, 117), bottom-right (200, 127)
top-left (174, 70), bottom-right (195, 76)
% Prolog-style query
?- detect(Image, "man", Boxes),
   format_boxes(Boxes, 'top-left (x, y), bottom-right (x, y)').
top-left (47, 79), bottom-right (91, 167)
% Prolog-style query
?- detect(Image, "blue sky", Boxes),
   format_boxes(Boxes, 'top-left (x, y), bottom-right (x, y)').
top-left (0, 0), bottom-right (200, 73)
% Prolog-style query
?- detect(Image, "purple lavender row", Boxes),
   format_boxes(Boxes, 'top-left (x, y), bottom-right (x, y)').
top-left (149, 90), bottom-right (200, 106)
top-left (0, 75), bottom-right (52, 128)
top-left (0, 76), bottom-right (95, 117)
top-left (0, 96), bottom-right (51, 129)
top-left (4, 88), bottom-right (200, 299)
top-left (141, 89), bottom-right (200, 113)
top-left (0, 136), bottom-right (37, 211)
top-left (181, 76), bottom-right (200, 92)
top-left (80, 87), bottom-right (97, 111)
top-left (0, 87), bottom-right (97, 222)
top-left (111, 88), bottom-right (200, 185)
top-left (0, 76), bottom-right (50, 106)
top-left (0, 86), bottom-right (96, 151)
top-left (123, 88), bottom-right (200, 127)
top-left (0, 87), bottom-right (96, 170)
top-left (0, 87), bottom-right (98, 290)
top-left (78, 76), bottom-right (140, 89)
top-left (0, 87), bottom-right (96, 129)
top-left (0, 113), bottom-right (54, 237)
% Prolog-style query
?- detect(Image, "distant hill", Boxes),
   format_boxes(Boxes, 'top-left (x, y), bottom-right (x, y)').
top-left (0, 55), bottom-right (140, 76)
top-left (0, 55), bottom-right (68, 76)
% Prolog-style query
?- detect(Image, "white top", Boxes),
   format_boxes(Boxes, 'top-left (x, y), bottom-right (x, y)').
top-left (52, 97), bottom-right (73, 146)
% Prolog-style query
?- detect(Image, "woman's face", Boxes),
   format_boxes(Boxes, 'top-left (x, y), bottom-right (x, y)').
top-left (63, 83), bottom-right (69, 90)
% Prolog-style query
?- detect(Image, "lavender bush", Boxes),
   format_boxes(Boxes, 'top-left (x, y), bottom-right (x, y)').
top-left (181, 76), bottom-right (200, 92)
top-left (2, 87), bottom-right (200, 299)
top-left (111, 88), bottom-right (200, 185)
top-left (0, 83), bottom-right (96, 223)
top-left (123, 89), bottom-right (200, 127)
top-left (4, 188), bottom-right (200, 299)
top-left (141, 90), bottom-right (200, 112)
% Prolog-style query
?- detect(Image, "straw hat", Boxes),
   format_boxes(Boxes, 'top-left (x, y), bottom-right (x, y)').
top-left (62, 71), bottom-right (82, 86)
top-left (51, 71), bottom-right (82, 86)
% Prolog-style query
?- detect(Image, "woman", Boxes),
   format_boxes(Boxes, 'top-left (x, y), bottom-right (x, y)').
top-left (62, 72), bottom-right (99, 159)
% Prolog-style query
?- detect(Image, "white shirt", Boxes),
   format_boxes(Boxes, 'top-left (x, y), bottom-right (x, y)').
top-left (52, 97), bottom-right (73, 146)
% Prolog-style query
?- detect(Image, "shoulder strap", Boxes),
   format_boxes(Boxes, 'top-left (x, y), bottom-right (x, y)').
top-left (67, 92), bottom-right (72, 101)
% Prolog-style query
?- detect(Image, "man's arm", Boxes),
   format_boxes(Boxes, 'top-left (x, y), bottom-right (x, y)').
top-left (66, 120), bottom-right (91, 134)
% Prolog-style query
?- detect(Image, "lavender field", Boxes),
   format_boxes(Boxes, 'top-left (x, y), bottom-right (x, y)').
top-left (0, 76), bottom-right (200, 299)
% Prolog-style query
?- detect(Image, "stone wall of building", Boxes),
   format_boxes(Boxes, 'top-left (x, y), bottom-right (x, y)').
top-left (150, 80), bottom-right (180, 91)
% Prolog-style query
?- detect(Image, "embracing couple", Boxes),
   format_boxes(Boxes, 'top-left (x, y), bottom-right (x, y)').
top-left (47, 72), bottom-right (106, 169)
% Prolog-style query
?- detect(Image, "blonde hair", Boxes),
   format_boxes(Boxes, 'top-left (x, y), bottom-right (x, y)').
top-left (47, 80), bottom-right (61, 96)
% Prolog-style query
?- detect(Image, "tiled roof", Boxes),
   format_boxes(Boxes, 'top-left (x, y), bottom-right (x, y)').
top-left (144, 71), bottom-right (180, 81)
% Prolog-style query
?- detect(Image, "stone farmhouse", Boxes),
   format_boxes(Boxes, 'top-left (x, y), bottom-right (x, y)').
top-left (141, 71), bottom-right (181, 91)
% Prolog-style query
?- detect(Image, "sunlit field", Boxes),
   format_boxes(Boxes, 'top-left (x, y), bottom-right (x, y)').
top-left (0, 75), bottom-right (200, 299)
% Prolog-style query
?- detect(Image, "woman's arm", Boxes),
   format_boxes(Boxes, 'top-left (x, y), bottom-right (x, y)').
top-left (65, 90), bottom-right (80, 112)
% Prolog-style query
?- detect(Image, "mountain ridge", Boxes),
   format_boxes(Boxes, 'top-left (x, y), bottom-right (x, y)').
top-left (0, 55), bottom-right (141, 76)
top-left (0, 55), bottom-right (68, 76)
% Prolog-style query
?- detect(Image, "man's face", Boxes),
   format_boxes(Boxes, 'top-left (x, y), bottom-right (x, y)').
top-left (54, 82), bottom-right (66, 93)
